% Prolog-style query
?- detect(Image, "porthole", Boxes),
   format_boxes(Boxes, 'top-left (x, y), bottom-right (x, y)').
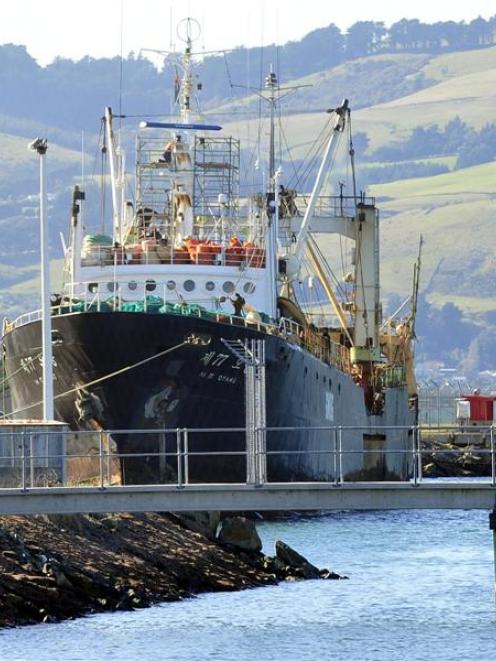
top-left (183, 279), bottom-right (195, 292)
top-left (205, 281), bottom-right (216, 292)
top-left (88, 282), bottom-right (99, 293)
top-left (107, 282), bottom-right (117, 293)
top-left (128, 281), bottom-right (138, 291)
top-left (166, 280), bottom-right (176, 291)
top-left (146, 279), bottom-right (157, 292)
top-left (222, 281), bottom-right (235, 294)
top-left (243, 282), bottom-right (256, 295)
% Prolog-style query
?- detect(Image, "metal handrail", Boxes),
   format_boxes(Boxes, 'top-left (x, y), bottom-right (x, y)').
top-left (0, 424), bottom-right (495, 491)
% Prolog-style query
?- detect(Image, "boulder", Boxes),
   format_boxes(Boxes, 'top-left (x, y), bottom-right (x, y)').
top-left (422, 462), bottom-right (438, 477)
top-left (173, 511), bottom-right (221, 540)
top-left (275, 540), bottom-right (320, 579)
top-left (217, 516), bottom-right (262, 552)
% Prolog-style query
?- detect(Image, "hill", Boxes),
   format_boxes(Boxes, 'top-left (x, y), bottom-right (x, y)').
top-left (371, 162), bottom-right (496, 309)
top-left (1, 24), bottom-right (496, 369)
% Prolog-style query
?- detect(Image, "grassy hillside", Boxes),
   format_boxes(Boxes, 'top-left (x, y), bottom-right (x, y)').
top-left (219, 45), bottom-right (496, 154)
top-left (370, 162), bottom-right (496, 313)
top-left (420, 46), bottom-right (496, 81)
top-left (0, 132), bottom-right (82, 179)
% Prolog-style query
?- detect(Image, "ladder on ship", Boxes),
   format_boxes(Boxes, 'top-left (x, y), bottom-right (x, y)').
top-left (221, 338), bottom-right (266, 485)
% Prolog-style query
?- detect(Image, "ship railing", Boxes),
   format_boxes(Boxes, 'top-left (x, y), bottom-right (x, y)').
top-left (8, 309), bottom-right (43, 330)
top-left (8, 286), bottom-right (279, 337)
top-left (277, 317), bottom-right (350, 371)
top-left (378, 365), bottom-right (407, 388)
top-left (80, 244), bottom-right (265, 268)
top-left (281, 194), bottom-right (375, 220)
top-left (0, 424), bottom-right (494, 489)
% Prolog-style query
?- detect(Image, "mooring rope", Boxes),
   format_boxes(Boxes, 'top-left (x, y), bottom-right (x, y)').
top-left (1, 340), bottom-right (189, 420)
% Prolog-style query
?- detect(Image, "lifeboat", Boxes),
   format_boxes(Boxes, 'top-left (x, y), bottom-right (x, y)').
top-left (173, 248), bottom-right (191, 264)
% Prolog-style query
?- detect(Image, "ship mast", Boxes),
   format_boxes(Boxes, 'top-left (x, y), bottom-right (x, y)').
top-left (178, 20), bottom-right (195, 125)
top-left (266, 68), bottom-right (277, 186)
top-left (265, 68), bottom-right (279, 319)
top-left (104, 107), bottom-right (125, 243)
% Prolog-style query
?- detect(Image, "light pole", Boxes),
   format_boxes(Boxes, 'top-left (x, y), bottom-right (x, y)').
top-left (29, 138), bottom-right (54, 421)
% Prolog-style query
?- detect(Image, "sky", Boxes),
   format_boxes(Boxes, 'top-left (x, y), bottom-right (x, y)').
top-left (1, 0), bottom-right (495, 65)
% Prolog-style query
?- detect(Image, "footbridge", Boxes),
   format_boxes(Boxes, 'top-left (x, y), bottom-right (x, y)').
top-left (0, 482), bottom-right (495, 517)
top-left (0, 425), bottom-right (495, 515)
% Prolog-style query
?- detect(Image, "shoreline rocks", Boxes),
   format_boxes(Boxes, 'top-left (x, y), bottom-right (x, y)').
top-left (421, 436), bottom-right (493, 477)
top-left (0, 513), bottom-right (344, 629)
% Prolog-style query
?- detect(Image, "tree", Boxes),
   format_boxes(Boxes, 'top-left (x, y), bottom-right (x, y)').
top-left (388, 19), bottom-right (425, 50)
top-left (437, 21), bottom-right (466, 50)
top-left (443, 116), bottom-right (472, 153)
top-left (346, 21), bottom-right (386, 58)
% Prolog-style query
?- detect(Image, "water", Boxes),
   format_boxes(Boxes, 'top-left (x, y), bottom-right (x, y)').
top-left (1, 510), bottom-right (495, 661)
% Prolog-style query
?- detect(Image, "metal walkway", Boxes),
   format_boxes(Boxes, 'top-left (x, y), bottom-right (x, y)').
top-left (0, 482), bottom-right (495, 516)
top-left (1, 424), bottom-right (496, 515)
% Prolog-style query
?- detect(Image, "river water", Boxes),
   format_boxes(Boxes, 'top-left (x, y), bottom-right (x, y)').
top-left (1, 510), bottom-right (495, 660)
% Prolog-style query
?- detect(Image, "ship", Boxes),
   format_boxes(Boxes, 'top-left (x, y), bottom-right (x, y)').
top-left (1, 19), bottom-right (418, 484)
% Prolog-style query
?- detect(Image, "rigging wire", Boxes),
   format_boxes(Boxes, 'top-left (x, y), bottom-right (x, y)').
top-left (1, 341), bottom-right (189, 421)
top-left (348, 110), bottom-right (358, 202)
top-left (99, 118), bottom-right (107, 235)
top-left (288, 118), bottom-right (334, 192)
top-left (309, 235), bottom-right (349, 302)
top-left (0, 350), bottom-right (43, 390)
top-left (118, 0), bottom-right (124, 132)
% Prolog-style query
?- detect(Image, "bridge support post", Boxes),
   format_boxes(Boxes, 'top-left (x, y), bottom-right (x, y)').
top-left (337, 426), bottom-right (343, 485)
top-left (221, 338), bottom-right (267, 486)
top-left (490, 507), bottom-right (496, 596)
top-left (491, 425), bottom-right (495, 487)
top-left (21, 431), bottom-right (27, 492)
top-left (176, 428), bottom-right (183, 488)
top-left (99, 431), bottom-right (105, 490)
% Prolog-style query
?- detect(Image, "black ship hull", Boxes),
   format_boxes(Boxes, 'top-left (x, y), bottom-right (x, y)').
top-left (3, 312), bottom-right (415, 482)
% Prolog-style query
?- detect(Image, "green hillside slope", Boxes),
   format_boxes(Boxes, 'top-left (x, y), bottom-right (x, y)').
top-left (371, 162), bottom-right (496, 313)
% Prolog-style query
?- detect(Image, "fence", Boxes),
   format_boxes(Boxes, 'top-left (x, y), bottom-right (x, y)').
top-left (0, 425), bottom-right (494, 491)
top-left (417, 382), bottom-right (468, 426)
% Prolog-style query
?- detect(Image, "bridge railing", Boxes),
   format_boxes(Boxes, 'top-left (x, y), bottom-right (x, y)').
top-left (0, 425), bottom-right (494, 491)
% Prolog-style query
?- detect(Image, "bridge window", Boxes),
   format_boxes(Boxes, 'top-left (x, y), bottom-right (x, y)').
top-left (183, 279), bottom-right (195, 292)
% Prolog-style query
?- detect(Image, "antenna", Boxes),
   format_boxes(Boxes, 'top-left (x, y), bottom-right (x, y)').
top-left (229, 70), bottom-right (312, 190)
